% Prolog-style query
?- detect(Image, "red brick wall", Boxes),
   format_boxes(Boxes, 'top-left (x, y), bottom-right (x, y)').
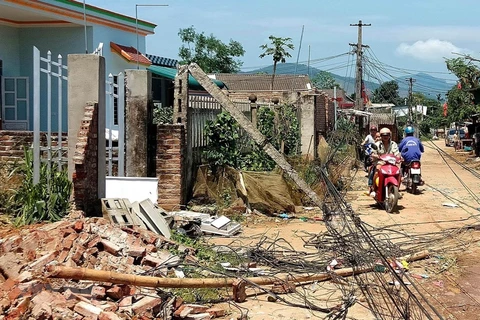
top-left (72, 102), bottom-right (99, 214)
top-left (156, 124), bottom-right (185, 210)
top-left (315, 93), bottom-right (328, 136)
top-left (0, 131), bottom-right (67, 164)
top-left (0, 131), bottom-right (33, 163)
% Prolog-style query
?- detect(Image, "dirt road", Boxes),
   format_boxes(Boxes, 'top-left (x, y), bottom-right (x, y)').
top-left (211, 140), bottom-right (480, 319)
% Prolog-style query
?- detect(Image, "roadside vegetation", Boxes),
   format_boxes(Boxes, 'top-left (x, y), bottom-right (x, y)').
top-left (0, 148), bottom-right (72, 226)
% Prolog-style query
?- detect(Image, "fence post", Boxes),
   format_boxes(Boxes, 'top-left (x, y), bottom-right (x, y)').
top-left (33, 47), bottom-right (40, 184)
top-left (57, 54), bottom-right (63, 169)
top-left (106, 73), bottom-right (114, 176)
top-left (249, 94), bottom-right (258, 129)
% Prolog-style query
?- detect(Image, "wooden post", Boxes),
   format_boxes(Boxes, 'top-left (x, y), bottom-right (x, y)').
top-left (47, 250), bottom-right (429, 289)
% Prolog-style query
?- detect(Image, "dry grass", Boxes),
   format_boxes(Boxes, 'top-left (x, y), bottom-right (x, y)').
top-left (0, 162), bottom-right (22, 216)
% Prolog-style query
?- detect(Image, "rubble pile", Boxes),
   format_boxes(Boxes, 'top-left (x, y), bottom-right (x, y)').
top-left (0, 217), bottom-right (225, 320)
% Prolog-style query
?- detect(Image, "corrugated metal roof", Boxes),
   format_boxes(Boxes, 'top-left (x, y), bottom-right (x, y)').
top-left (213, 73), bottom-right (312, 91)
top-left (145, 54), bottom-right (178, 68)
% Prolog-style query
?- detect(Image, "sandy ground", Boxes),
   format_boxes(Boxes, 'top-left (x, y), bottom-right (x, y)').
top-left (209, 140), bottom-right (480, 320)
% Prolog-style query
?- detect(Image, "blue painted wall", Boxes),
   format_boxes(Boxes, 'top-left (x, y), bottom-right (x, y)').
top-left (2, 22), bottom-right (148, 132)
top-left (0, 26), bottom-right (21, 76)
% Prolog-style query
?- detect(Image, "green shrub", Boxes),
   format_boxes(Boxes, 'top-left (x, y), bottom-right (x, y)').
top-left (203, 111), bottom-right (240, 173)
top-left (9, 148), bottom-right (72, 226)
top-left (153, 104), bottom-right (173, 125)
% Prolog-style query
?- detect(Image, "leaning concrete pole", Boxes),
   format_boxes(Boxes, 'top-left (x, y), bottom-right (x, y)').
top-left (188, 63), bottom-right (323, 207)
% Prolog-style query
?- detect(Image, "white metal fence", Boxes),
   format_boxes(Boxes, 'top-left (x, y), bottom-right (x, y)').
top-left (106, 72), bottom-right (125, 176)
top-left (33, 46), bottom-right (68, 184)
top-left (33, 45), bottom-right (126, 186)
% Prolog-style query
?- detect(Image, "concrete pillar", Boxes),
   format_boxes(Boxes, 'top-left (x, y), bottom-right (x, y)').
top-left (172, 66), bottom-right (192, 201)
top-left (299, 93), bottom-right (315, 159)
top-left (68, 54), bottom-right (106, 198)
top-left (173, 65), bottom-right (189, 125)
top-left (125, 70), bottom-right (152, 177)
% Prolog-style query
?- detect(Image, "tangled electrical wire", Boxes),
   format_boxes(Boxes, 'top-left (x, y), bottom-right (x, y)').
top-left (134, 127), bottom-right (480, 319)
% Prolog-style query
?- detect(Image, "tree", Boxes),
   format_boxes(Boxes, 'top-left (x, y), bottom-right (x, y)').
top-left (259, 36), bottom-right (294, 90)
top-left (178, 26), bottom-right (245, 73)
top-left (371, 80), bottom-right (402, 105)
top-left (445, 57), bottom-right (480, 123)
top-left (312, 71), bottom-right (340, 89)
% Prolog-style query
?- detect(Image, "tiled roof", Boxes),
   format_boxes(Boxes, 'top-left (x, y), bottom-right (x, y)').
top-left (213, 73), bottom-right (312, 91)
top-left (145, 54), bottom-right (178, 68)
top-left (110, 42), bottom-right (151, 66)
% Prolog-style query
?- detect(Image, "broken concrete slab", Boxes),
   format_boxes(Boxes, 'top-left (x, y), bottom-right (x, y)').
top-left (168, 211), bottom-right (241, 237)
top-left (101, 198), bottom-right (144, 228)
top-left (137, 199), bottom-right (171, 239)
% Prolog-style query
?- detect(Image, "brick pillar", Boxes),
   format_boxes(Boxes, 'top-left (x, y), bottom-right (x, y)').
top-left (72, 102), bottom-right (99, 214)
top-left (156, 124), bottom-right (185, 210)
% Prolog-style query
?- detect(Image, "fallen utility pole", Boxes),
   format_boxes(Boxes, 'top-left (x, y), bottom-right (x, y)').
top-left (187, 63), bottom-right (323, 207)
top-left (47, 250), bottom-right (429, 289)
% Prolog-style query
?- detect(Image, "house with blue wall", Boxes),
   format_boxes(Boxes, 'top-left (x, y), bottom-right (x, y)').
top-left (0, 0), bottom-right (156, 131)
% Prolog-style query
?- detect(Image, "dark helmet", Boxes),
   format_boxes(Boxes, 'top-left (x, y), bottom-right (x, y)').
top-left (405, 126), bottom-right (414, 135)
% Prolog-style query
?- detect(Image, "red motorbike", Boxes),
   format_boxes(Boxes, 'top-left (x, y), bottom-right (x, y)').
top-left (403, 160), bottom-right (422, 194)
top-left (372, 153), bottom-right (402, 213)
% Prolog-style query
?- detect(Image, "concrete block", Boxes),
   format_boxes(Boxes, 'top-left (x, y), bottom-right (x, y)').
top-left (132, 296), bottom-right (162, 315)
top-left (74, 301), bottom-right (102, 319)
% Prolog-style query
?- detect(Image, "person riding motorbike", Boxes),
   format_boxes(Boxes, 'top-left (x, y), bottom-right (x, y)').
top-left (368, 127), bottom-right (402, 197)
top-left (361, 126), bottom-right (378, 171)
top-left (399, 126), bottom-right (424, 185)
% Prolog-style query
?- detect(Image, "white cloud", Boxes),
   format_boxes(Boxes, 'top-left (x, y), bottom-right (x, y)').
top-left (395, 39), bottom-right (471, 62)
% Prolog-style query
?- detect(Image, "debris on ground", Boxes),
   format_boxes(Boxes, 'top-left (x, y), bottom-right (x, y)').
top-left (0, 215), bottom-right (229, 319)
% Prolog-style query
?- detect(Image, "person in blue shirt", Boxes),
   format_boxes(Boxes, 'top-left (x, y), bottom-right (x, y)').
top-left (399, 126), bottom-right (424, 183)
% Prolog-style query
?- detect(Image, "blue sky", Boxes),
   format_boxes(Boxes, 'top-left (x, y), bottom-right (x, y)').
top-left (88, 0), bottom-right (479, 89)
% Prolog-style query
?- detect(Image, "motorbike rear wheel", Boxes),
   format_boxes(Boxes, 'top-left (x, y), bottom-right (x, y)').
top-left (411, 183), bottom-right (417, 194)
top-left (384, 184), bottom-right (399, 213)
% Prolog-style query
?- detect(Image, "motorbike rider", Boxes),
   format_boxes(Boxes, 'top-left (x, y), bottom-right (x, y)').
top-left (361, 125), bottom-right (378, 171)
top-left (399, 126), bottom-right (424, 185)
top-left (368, 127), bottom-right (401, 197)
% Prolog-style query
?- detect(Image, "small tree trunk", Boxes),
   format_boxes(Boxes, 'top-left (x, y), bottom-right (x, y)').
top-left (271, 62), bottom-right (277, 91)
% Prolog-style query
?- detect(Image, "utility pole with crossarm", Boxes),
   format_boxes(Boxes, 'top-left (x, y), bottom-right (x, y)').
top-left (349, 20), bottom-right (371, 111)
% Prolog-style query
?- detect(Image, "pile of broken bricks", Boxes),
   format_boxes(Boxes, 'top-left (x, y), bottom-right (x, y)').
top-left (0, 216), bottom-right (228, 319)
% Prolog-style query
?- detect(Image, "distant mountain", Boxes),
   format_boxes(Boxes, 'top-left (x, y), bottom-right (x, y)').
top-left (244, 63), bottom-right (454, 99)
